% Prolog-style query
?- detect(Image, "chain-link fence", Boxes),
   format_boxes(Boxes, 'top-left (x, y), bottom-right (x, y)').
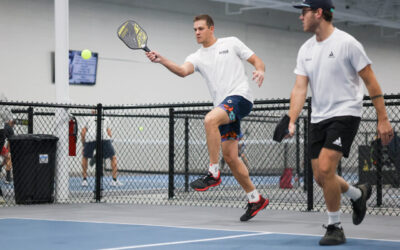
top-left (0, 96), bottom-right (399, 216)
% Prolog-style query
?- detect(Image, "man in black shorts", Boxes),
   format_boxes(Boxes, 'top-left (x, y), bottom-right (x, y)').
top-left (288, 0), bottom-right (394, 246)
top-left (81, 110), bottom-right (123, 187)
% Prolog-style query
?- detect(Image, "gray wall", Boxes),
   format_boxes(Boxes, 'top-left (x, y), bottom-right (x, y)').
top-left (1, 0), bottom-right (399, 105)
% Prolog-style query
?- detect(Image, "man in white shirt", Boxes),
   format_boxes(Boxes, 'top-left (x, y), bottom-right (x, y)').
top-left (81, 110), bottom-right (123, 187)
top-left (146, 14), bottom-right (268, 221)
top-left (288, 0), bottom-right (394, 245)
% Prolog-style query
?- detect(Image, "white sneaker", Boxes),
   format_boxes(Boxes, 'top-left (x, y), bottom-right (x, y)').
top-left (111, 179), bottom-right (123, 187)
top-left (0, 196), bottom-right (5, 205)
top-left (81, 179), bottom-right (88, 187)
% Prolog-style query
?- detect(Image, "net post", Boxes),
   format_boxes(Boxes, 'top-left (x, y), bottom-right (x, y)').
top-left (168, 108), bottom-right (175, 199)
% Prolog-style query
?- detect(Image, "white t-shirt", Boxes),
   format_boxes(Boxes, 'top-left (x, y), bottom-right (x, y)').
top-left (185, 37), bottom-right (255, 107)
top-left (83, 116), bottom-right (111, 142)
top-left (294, 28), bottom-right (372, 123)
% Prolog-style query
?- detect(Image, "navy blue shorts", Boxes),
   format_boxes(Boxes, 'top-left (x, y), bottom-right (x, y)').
top-left (83, 140), bottom-right (116, 159)
top-left (217, 95), bottom-right (253, 142)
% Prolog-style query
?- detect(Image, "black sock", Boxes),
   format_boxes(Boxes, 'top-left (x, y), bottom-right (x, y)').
top-left (113, 178), bottom-right (117, 181)
top-left (6, 170), bottom-right (11, 180)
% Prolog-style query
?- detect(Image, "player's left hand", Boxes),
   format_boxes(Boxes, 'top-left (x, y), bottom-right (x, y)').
top-left (377, 118), bottom-right (393, 146)
top-left (252, 70), bottom-right (264, 87)
top-left (286, 122), bottom-right (296, 138)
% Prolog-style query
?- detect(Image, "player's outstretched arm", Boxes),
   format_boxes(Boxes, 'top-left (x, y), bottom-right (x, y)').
top-left (146, 51), bottom-right (194, 78)
top-left (247, 54), bottom-right (265, 87)
top-left (359, 65), bottom-right (393, 145)
top-left (287, 75), bottom-right (308, 137)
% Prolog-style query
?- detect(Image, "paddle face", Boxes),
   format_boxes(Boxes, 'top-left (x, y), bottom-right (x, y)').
top-left (273, 115), bottom-right (290, 143)
top-left (117, 20), bottom-right (150, 52)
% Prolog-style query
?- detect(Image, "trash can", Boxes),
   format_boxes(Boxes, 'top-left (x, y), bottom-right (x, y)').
top-left (9, 134), bottom-right (59, 204)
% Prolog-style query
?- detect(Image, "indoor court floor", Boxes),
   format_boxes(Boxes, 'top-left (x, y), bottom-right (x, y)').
top-left (0, 203), bottom-right (399, 249)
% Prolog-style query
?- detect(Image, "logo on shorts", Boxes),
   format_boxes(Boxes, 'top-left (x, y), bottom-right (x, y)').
top-left (333, 137), bottom-right (342, 147)
top-left (328, 51), bottom-right (335, 58)
top-left (229, 112), bottom-right (235, 121)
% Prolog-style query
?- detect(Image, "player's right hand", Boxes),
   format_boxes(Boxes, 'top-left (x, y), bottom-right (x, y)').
top-left (146, 51), bottom-right (161, 63)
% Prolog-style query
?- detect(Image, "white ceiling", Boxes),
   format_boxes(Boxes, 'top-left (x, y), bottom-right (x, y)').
top-left (212, 0), bottom-right (400, 30)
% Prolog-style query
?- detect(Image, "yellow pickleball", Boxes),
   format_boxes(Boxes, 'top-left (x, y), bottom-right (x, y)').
top-left (81, 49), bottom-right (92, 60)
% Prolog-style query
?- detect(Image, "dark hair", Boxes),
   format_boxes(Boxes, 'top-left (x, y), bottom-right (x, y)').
top-left (193, 14), bottom-right (214, 28)
top-left (322, 9), bottom-right (333, 22)
top-left (310, 8), bottom-right (333, 22)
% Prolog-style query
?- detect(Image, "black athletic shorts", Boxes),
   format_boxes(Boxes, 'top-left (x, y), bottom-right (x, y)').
top-left (83, 140), bottom-right (115, 159)
top-left (309, 116), bottom-right (361, 159)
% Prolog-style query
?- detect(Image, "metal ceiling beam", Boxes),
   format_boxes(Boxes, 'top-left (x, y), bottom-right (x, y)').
top-left (211, 0), bottom-right (400, 30)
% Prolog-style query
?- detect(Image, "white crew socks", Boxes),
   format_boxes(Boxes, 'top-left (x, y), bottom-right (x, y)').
top-left (344, 185), bottom-right (362, 201)
top-left (327, 210), bottom-right (341, 225)
top-left (247, 189), bottom-right (260, 203)
top-left (208, 163), bottom-right (219, 178)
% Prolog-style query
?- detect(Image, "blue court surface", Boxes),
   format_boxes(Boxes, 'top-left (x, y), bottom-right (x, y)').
top-left (0, 218), bottom-right (399, 250)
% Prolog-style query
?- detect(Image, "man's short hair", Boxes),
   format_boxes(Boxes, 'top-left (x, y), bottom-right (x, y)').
top-left (322, 9), bottom-right (333, 22)
top-left (193, 14), bottom-right (214, 28)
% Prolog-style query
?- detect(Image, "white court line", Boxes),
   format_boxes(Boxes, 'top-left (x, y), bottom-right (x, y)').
top-left (98, 232), bottom-right (271, 250)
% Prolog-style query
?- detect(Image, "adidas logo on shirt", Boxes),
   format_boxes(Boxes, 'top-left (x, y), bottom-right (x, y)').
top-left (332, 137), bottom-right (342, 147)
top-left (328, 51), bottom-right (335, 58)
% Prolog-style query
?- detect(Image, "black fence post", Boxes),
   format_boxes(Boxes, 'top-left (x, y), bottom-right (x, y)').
top-left (184, 117), bottom-right (189, 192)
top-left (284, 142), bottom-right (288, 168)
top-left (27, 107), bottom-right (33, 134)
top-left (95, 104), bottom-right (103, 202)
top-left (296, 120), bottom-right (300, 178)
top-left (337, 160), bottom-right (342, 176)
top-left (303, 117), bottom-right (308, 194)
top-left (306, 98), bottom-right (313, 211)
top-left (168, 108), bottom-right (175, 199)
top-left (376, 142), bottom-right (383, 207)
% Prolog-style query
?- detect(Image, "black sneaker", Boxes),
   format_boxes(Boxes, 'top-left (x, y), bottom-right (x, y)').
top-left (319, 223), bottom-right (346, 246)
top-left (190, 172), bottom-right (221, 191)
top-left (351, 183), bottom-right (372, 225)
top-left (240, 195), bottom-right (269, 221)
